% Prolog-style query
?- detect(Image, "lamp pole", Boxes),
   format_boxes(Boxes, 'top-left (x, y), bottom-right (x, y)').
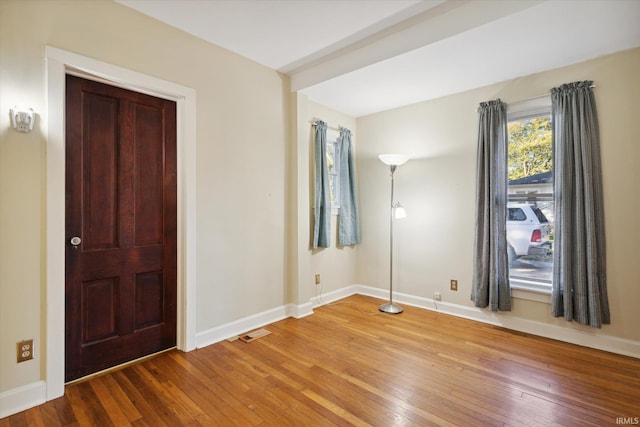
top-left (380, 164), bottom-right (403, 314)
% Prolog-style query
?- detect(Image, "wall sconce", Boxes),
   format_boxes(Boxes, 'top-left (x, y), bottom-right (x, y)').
top-left (10, 106), bottom-right (35, 133)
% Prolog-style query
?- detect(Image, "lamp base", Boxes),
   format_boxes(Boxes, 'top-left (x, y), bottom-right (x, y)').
top-left (379, 302), bottom-right (403, 314)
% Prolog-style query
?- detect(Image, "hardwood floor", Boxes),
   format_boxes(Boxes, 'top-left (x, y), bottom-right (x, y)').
top-left (3, 294), bottom-right (639, 426)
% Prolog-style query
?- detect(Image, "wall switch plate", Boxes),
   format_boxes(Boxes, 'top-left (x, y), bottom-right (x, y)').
top-left (17, 339), bottom-right (34, 363)
top-left (315, 274), bottom-right (321, 285)
top-left (450, 279), bottom-right (458, 291)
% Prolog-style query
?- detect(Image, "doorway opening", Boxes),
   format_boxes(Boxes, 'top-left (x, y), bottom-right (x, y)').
top-left (46, 46), bottom-right (196, 400)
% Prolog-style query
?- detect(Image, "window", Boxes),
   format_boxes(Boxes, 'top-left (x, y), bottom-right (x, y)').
top-left (326, 129), bottom-right (340, 210)
top-left (506, 100), bottom-right (554, 293)
top-left (508, 207), bottom-right (527, 221)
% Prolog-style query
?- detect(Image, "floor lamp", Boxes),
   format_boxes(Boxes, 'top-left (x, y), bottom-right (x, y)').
top-left (378, 154), bottom-right (409, 314)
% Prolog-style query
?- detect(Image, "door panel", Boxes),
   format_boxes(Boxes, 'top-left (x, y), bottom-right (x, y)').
top-left (134, 271), bottom-right (165, 330)
top-left (134, 103), bottom-right (164, 246)
top-left (81, 278), bottom-right (118, 344)
top-left (65, 75), bottom-right (177, 382)
top-left (82, 92), bottom-right (119, 251)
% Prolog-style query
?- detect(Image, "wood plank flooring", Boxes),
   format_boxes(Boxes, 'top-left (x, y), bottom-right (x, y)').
top-left (3, 294), bottom-right (639, 426)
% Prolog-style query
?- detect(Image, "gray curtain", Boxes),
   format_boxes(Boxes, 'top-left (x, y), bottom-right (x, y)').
top-left (551, 81), bottom-right (609, 327)
top-left (471, 99), bottom-right (511, 311)
top-left (337, 127), bottom-right (361, 245)
top-left (313, 121), bottom-right (330, 248)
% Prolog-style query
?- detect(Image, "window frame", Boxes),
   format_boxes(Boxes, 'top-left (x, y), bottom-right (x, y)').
top-left (506, 96), bottom-right (554, 295)
top-left (326, 128), bottom-right (341, 213)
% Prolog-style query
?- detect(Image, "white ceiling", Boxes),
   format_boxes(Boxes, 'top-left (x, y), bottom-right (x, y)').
top-left (117, 0), bottom-right (640, 117)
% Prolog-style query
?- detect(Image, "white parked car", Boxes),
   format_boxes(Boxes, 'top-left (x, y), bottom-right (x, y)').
top-left (507, 203), bottom-right (552, 264)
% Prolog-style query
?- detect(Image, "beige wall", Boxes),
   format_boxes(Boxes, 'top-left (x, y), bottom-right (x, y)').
top-left (356, 48), bottom-right (640, 342)
top-left (0, 0), bottom-right (288, 393)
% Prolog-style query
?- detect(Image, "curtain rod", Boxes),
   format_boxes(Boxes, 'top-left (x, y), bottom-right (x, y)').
top-left (476, 85), bottom-right (597, 112)
top-left (510, 84), bottom-right (596, 105)
top-left (309, 119), bottom-right (348, 133)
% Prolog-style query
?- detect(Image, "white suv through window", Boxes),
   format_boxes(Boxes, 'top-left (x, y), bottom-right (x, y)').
top-left (507, 203), bottom-right (552, 263)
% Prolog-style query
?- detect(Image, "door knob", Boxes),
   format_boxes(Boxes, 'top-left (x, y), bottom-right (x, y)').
top-left (70, 236), bottom-right (82, 247)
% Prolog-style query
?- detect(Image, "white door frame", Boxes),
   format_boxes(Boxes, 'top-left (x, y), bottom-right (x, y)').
top-left (45, 46), bottom-right (197, 400)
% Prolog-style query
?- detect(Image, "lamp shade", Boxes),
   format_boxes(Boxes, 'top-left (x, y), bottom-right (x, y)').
top-left (394, 203), bottom-right (407, 219)
top-left (378, 154), bottom-right (409, 166)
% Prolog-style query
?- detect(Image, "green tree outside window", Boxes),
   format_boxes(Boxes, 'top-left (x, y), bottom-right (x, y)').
top-left (508, 117), bottom-right (552, 181)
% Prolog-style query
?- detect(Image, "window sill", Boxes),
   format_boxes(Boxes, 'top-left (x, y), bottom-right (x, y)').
top-left (511, 285), bottom-right (551, 304)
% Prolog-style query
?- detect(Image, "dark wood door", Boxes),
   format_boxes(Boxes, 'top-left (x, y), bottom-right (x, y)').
top-left (65, 75), bottom-right (177, 382)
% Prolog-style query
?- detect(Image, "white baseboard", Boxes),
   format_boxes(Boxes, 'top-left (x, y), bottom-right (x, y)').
top-left (194, 285), bottom-right (362, 349)
top-left (194, 287), bottom-right (363, 350)
top-left (197, 283), bottom-right (640, 359)
top-left (354, 284), bottom-right (640, 359)
top-left (0, 381), bottom-right (46, 419)
top-left (310, 284), bottom-right (359, 308)
top-left (286, 301), bottom-right (314, 319)
top-left (195, 305), bottom-right (290, 348)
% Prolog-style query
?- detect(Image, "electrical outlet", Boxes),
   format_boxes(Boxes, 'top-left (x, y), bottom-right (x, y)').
top-left (450, 279), bottom-right (458, 291)
top-left (433, 292), bottom-right (442, 301)
top-left (17, 339), bottom-right (33, 363)
top-left (315, 274), bottom-right (321, 285)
